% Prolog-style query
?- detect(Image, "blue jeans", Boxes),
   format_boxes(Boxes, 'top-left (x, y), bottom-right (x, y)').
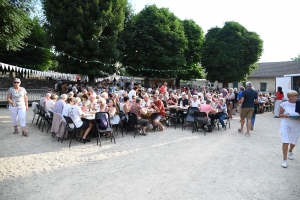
top-left (218, 113), bottom-right (226, 128)
top-left (209, 113), bottom-right (226, 128)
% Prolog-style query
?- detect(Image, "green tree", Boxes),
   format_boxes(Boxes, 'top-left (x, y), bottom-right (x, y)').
top-left (290, 54), bottom-right (300, 61)
top-left (201, 21), bottom-right (263, 88)
top-left (0, 17), bottom-right (53, 71)
top-left (121, 5), bottom-right (188, 79)
top-left (0, 0), bottom-right (31, 50)
top-left (176, 19), bottom-right (204, 84)
top-left (43, 0), bottom-right (127, 82)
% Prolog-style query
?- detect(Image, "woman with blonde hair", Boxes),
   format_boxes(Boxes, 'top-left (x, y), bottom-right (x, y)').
top-left (97, 97), bottom-right (107, 112)
top-left (7, 78), bottom-right (29, 136)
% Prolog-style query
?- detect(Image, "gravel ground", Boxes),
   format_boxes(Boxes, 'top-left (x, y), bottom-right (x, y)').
top-left (0, 107), bottom-right (299, 200)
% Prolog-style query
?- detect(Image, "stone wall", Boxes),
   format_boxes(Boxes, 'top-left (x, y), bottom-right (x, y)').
top-left (226, 78), bottom-right (276, 94)
top-left (247, 77), bottom-right (276, 94)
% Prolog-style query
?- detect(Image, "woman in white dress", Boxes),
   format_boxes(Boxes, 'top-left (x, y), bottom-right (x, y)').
top-left (279, 90), bottom-right (300, 168)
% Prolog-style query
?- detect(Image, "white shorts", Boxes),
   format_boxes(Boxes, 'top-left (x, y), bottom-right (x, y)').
top-left (280, 120), bottom-right (300, 144)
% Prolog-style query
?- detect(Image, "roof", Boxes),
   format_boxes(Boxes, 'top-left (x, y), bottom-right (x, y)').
top-left (248, 61), bottom-right (300, 78)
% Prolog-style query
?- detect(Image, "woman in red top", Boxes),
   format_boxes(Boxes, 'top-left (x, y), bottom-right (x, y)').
top-left (274, 86), bottom-right (284, 118)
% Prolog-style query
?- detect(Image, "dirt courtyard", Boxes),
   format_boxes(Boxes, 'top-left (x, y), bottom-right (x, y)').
top-left (0, 107), bottom-right (299, 200)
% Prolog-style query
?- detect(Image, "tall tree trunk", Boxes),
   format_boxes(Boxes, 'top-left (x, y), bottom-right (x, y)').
top-left (144, 77), bottom-right (149, 88)
top-left (89, 75), bottom-right (95, 86)
top-left (175, 78), bottom-right (180, 88)
top-left (222, 82), bottom-right (229, 89)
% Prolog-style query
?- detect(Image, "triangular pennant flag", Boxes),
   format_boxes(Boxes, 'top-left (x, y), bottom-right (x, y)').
top-left (12, 65), bottom-right (16, 71)
top-left (1, 63), bottom-right (4, 70)
top-left (16, 67), bottom-right (19, 72)
top-left (5, 64), bottom-right (8, 70)
top-left (9, 65), bottom-right (12, 71)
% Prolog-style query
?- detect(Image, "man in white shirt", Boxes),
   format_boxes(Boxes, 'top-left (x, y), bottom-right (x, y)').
top-left (119, 91), bottom-right (128, 103)
top-left (101, 92), bottom-right (109, 103)
top-left (89, 94), bottom-right (98, 107)
top-left (128, 86), bottom-right (138, 101)
top-left (119, 87), bottom-right (125, 97)
top-left (141, 94), bottom-right (152, 108)
top-left (68, 97), bottom-right (93, 143)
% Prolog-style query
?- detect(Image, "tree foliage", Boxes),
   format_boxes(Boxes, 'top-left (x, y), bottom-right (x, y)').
top-left (177, 19), bottom-right (204, 80)
top-left (290, 54), bottom-right (300, 61)
top-left (201, 21), bottom-right (263, 87)
top-left (0, 0), bottom-right (31, 50)
top-left (43, 0), bottom-right (127, 80)
top-left (120, 5), bottom-right (188, 78)
top-left (0, 17), bottom-right (54, 71)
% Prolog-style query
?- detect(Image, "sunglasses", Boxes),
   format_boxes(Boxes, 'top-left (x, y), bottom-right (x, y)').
top-left (14, 82), bottom-right (20, 84)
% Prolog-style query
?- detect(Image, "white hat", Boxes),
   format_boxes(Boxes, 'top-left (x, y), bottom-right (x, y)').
top-left (181, 92), bottom-right (186, 95)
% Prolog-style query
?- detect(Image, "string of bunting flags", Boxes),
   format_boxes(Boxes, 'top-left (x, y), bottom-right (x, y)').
top-left (24, 43), bottom-right (193, 73)
top-left (0, 62), bottom-right (78, 80)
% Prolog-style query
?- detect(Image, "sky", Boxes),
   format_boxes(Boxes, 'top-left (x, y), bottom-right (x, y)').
top-left (129, 0), bottom-right (300, 63)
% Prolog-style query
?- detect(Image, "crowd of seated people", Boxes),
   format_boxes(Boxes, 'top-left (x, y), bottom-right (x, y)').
top-left (42, 81), bottom-right (272, 143)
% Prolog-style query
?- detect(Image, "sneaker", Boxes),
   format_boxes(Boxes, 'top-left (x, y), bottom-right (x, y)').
top-left (221, 127), bottom-right (225, 131)
top-left (238, 129), bottom-right (243, 134)
top-left (288, 152), bottom-right (294, 160)
top-left (281, 160), bottom-right (288, 168)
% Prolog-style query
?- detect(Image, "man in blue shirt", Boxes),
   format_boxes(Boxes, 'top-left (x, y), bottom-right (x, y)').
top-left (239, 82), bottom-right (258, 137)
top-left (237, 86), bottom-right (245, 113)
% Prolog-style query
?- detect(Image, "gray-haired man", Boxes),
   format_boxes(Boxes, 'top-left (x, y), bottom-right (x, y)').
top-left (239, 82), bottom-right (258, 137)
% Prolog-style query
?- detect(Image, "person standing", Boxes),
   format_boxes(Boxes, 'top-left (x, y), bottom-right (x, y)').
top-left (6, 78), bottom-right (29, 136)
top-left (237, 86), bottom-right (245, 113)
top-left (274, 86), bottom-right (284, 118)
top-left (238, 82), bottom-right (258, 137)
top-left (226, 88), bottom-right (235, 119)
top-left (159, 82), bottom-right (167, 94)
top-left (279, 90), bottom-right (300, 168)
top-left (128, 86), bottom-right (138, 101)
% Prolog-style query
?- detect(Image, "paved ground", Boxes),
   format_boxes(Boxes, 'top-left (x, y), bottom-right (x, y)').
top-left (0, 107), bottom-right (299, 200)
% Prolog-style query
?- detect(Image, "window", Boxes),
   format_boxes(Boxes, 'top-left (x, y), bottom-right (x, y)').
top-left (260, 83), bottom-right (267, 92)
top-left (232, 82), bottom-right (238, 88)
